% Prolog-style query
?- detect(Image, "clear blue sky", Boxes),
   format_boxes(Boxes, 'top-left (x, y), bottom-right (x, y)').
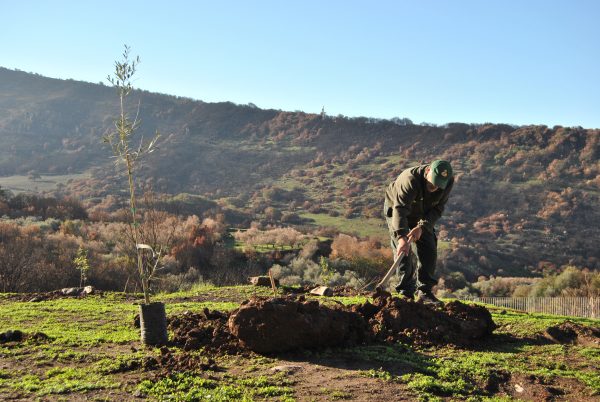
top-left (3, 1), bottom-right (599, 128)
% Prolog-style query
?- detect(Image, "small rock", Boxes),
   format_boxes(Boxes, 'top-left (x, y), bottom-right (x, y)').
top-left (514, 383), bottom-right (524, 393)
top-left (270, 364), bottom-right (303, 374)
top-left (82, 285), bottom-right (95, 295)
top-left (60, 287), bottom-right (81, 296)
top-left (28, 296), bottom-right (44, 302)
top-left (309, 286), bottom-right (333, 297)
top-left (249, 276), bottom-right (279, 287)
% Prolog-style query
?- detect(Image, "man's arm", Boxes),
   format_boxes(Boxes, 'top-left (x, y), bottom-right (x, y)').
top-left (390, 173), bottom-right (418, 239)
top-left (423, 179), bottom-right (454, 232)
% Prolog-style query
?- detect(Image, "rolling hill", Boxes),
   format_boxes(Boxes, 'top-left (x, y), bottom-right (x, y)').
top-left (1, 66), bottom-right (599, 279)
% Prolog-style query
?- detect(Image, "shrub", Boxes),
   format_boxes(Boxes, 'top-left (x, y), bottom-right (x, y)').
top-left (528, 266), bottom-right (600, 297)
top-left (472, 276), bottom-right (539, 297)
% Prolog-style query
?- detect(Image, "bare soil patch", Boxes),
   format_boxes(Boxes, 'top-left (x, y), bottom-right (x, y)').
top-left (503, 373), bottom-right (597, 402)
top-left (545, 320), bottom-right (600, 347)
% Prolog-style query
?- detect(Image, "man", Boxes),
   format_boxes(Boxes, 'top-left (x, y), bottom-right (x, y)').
top-left (383, 160), bottom-right (454, 305)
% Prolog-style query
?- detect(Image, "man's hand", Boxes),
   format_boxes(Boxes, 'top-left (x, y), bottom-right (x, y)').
top-left (396, 226), bottom-right (423, 258)
top-left (408, 226), bottom-right (423, 242)
top-left (396, 236), bottom-right (411, 258)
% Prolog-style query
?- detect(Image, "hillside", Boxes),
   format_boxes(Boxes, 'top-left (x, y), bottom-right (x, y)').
top-left (1, 67), bottom-right (599, 279)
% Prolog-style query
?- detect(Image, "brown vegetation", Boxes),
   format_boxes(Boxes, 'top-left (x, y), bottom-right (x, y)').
top-left (1, 68), bottom-right (599, 287)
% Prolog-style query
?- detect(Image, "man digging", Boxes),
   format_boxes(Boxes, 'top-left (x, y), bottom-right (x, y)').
top-left (384, 160), bottom-right (454, 305)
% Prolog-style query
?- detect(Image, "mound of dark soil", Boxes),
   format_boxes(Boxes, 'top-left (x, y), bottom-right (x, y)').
top-left (0, 330), bottom-right (50, 344)
top-left (169, 292), bottom-right (496, 355)
top-left (228, 296), bottom-right (368, 353)
top-left (168, 308), bottom-right (239, 354)
top-left (545, 321), bottom-right (600, 347)
top-left (358, 289), bottom-right (496, 347)
top-left (150, 346), bottom-right (220, 375)
top-left (331, 285), bottom-right (370, 297)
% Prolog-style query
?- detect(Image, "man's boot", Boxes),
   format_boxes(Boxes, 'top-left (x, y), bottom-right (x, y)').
top-left (416, 290), bottom-right (443, 306)
top-left (395, 286), bottom-right (415, 301)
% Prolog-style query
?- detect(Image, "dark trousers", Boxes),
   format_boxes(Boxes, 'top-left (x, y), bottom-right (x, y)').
top-left (384, 202), bottom-right (438, 295)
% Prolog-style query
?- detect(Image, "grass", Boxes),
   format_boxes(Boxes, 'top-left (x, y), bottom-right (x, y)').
top-left (0, 172), bottom-right (91, 194)
top-left (300, 212), bottom-right (387, 240)
top-left (4, 367), bottom-right (119, 396)
top-left (488, 307), bottom-right (600, 337)
top-left (0, 286), bottom-right (598, 401)
top-left (138, 372), bottom-right (294, 401)
top-left (0, 294), bottom-right (138, 345)
top-left (156, 284), bottom-right (279, 303)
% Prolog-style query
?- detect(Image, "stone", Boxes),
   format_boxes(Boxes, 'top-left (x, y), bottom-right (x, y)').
top-left (82, 285), bottom-right (95, 295)
top-left (270, 364), bottom-right (303, 374)
top-left (309, 286), bottom-right (333, 297)
top-left (60, 287), bottom-right (81, 296)
top-left (248, 276), bottom-right (279, 287)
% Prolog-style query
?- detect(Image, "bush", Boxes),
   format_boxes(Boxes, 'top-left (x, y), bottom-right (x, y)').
top-left (528, 266), bottom-right (600, 297)
top-left (472, 276), bottom-right (539, 297)
top-left (270, 255), bottom-right (362, 288)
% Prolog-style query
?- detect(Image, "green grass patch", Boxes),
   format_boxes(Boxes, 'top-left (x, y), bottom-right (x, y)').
top-left (579, 347), bottom-right (600, 362)
top-left (489, 308), bottom-right (600, 337)
top-left (300, 212), bottom-right (386, 240)
top-left (157, 284), bottom-right (280, 304)
top-left (1, 287), bottom-right (599, 400)
top-left (138, 372), bottom-right (294, 401)
top-left (0, 172), bottom-right (91, 194)
top-left (399, 343), bottom-right (600, 400)
top-left (361, 368), bottom-right (396, 381)
top-left (0, 296), bottom-right (138, 345)
top-left (0, 367), bottom-right (119, 396)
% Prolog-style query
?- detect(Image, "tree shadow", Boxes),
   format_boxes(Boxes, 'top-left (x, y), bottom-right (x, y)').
top-left (280, 342), bottom-right (436, 378)
top-left (276, 331), bottom-right (556, 377)
top-left (466, 331), bottom-right (555, 353)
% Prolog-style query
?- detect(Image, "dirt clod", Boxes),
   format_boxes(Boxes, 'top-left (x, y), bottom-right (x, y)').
top-left (168, 308), bottom-right (239, 355)
top-left (228, 296), bottom-right (368, 353)
top-left (0, 330), bottom-right (50, 344)
top-left (249, 276), bottom-right (279, 287)
top-left (545, 320), bottom-right (600, 347)
top-left (369, 295), bottom-right (495, 346)
top-left (151, 346), bottom-right (219, 375)
top-left (0, 330), bottom-right (23, 343)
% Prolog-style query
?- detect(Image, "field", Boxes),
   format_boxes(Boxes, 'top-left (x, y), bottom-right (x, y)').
top-left (300, 212), bottom-right (387, 241)
top-left (0, 173), bottom-right (90, 194)
top-left (0, 286), bottom-right (599, 401)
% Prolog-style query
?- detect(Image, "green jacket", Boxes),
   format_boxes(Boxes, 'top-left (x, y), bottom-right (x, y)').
top-left (384, 164), bottom-right (453, 239)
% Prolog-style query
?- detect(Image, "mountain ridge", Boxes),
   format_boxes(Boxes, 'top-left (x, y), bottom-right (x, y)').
top-left (1, 67), bottom-right (598, 279)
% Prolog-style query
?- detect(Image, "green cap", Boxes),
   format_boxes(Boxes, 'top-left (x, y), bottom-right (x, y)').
top-left (430, 160), bottom-right (453, 189)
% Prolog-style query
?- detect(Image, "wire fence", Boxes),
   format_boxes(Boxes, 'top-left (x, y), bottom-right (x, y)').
top-left (464, 297), bottom-right (600, 319)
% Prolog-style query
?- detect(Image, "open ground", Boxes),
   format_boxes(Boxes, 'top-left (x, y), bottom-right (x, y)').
top-left (0, 285), bottom-right (598, 401)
